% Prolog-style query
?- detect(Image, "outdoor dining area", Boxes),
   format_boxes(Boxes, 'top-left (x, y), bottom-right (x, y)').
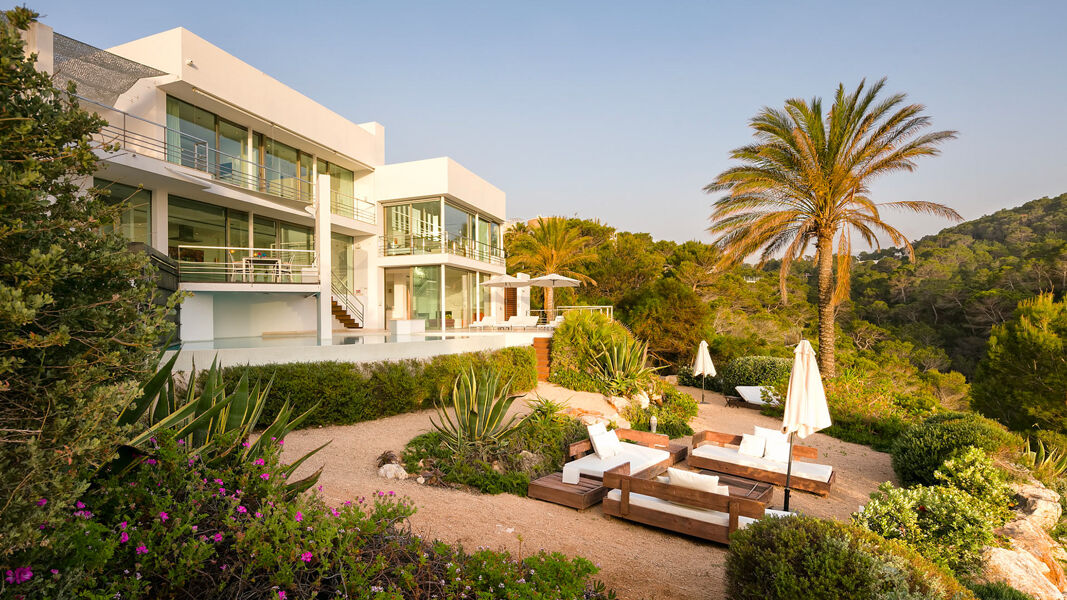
top-left (528, 340), bottom-right (834, 545)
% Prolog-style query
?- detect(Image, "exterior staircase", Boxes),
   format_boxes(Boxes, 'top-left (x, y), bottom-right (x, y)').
top-left (330, 274), bottom-right (364, 330)
top-left (533, 337), bottom-right (551, 381)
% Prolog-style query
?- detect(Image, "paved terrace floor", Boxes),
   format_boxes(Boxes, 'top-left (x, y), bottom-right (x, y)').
top-left (280, 383), bottom-right (895, 600)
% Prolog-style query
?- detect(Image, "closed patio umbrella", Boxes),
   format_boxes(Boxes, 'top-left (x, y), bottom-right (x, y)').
top-left (780, 339), bottom-right (832, 511)
top-left (691, 340), bottom-right (716, 404)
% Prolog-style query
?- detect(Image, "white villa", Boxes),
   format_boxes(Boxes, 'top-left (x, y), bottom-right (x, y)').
top-left (24, 23), bottom-right (529, 359)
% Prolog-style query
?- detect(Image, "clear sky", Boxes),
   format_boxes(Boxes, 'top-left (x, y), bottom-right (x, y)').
top-left (31, 0), bottom-right (1067, 245)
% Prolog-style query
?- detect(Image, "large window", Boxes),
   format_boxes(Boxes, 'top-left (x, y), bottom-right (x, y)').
top-left (384, 266), bottom-right (443, 329)
top-left (319, 159), bottom-right (357, 216)
top-left (95, 178), bottom-right (151, 244)
top-left (384, 200), bottom-right (441, 254)
top-left (166, 96), bottom-right (247, 184)
top-left (444, 266), bottom-right (473, 328)
top-left (168, 196), bottom-right (249, 281)
top-left (254, 133), bottom-right (313, 201)
top-left (331, 233), bottom-right (354, 290)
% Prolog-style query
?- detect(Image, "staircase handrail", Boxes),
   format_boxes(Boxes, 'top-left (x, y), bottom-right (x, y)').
top-left (330, 274), bottom-right (365, 325)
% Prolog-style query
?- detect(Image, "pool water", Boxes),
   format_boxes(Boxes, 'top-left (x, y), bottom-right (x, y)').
top-left (173, 332), bottom-right (474, 350)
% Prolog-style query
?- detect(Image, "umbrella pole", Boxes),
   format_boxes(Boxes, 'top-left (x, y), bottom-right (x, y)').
top-left (784, 432), bottom-right (795, 511)
top-left (701, 373), bottom-right (705, 404)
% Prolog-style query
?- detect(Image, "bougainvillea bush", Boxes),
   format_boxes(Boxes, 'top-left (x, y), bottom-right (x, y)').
top-left (3, 434), bottom-right (613, 599)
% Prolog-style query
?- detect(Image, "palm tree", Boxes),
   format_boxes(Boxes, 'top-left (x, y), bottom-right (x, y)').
top-left (705, 78), bottom-right (960, 376)
top-left (507, 217), bottom-right (597, 317)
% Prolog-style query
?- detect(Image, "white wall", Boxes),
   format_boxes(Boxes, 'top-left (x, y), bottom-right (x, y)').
top-left (180, 292), bottom-right (214, 341)
top-left (167, 332), bottom-right (545, 371)
top-left (374, 157), bottom-right (506, 221)
top-left (211, 293), bottom-right (318, 338)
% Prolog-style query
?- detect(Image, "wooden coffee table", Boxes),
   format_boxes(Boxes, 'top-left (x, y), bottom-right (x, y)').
top-left (696, 470), bottom-right (774, 504)
top-left (528, 472), bottom-right (607, 510)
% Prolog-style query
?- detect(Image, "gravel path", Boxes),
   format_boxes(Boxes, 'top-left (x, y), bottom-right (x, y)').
top-left (280, 383), bottom-right (895, 600)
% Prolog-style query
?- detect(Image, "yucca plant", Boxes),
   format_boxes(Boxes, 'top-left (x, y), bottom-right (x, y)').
top-left (1020, 438), bottom-right (1067, 481)
top-left (111, 352), bottom-right (327, 497)
top-left (591, 338), bottom-right (660, 398)
top-left (431, 367), bottom-right (526, 451)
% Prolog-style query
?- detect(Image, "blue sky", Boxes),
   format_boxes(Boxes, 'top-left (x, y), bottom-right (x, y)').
top-left (33, 0), bottom-right (1067, 244)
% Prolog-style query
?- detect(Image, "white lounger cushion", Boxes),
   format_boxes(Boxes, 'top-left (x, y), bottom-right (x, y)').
top-left (735, 386), bottom-right (779, 406)
top-left (605, 489), bottom-right (793, 529)
top-left (691, 444), bottom-right (834, 483)
top-left (562, 442), bottom-right (670, 484)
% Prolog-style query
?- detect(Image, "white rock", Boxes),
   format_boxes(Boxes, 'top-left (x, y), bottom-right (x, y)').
top-left (632, 392), bottom-right (650, 409)
top-left (983, 547), bottom-right (1064, 600)
top-left (377, 463), bottom-right (408, 480)
top-left (1014, 482), bottom-right (1063, 531)
top-left (416, 476), bottom-right (425, 485)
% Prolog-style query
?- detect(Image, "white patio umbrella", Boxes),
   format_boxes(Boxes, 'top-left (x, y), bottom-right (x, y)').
top-left (528, 274), bottom-right (580, 321)
top-left (480, 274), bottom-right (529, 288)
top-left (691, 340), bottom-right (716, 404)
top-left (780, 339), bottom-right (833, 511)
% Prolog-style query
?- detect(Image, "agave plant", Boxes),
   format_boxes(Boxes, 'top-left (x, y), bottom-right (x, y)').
top-left (1020, 438), bottom-right (1067, 481)
top-left (590, 337), bottom-right (660, 398)
top-left (431, 367), bottom-right (526, 450)
top-left (112, 352), bottom-right (327, 497)
top-left (526, 394), bottom-right (570, 425)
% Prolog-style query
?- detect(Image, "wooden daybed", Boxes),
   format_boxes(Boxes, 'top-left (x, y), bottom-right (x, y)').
top-left (601, 463), bottom-right (791, 544)
top-left (527, 428), bottom-right (686, 510)
top-left (688, 430), bottom-right (836, 497)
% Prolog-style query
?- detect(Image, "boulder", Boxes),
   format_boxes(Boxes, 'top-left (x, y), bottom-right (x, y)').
top-left (517, 450), bottom-right (542, 473)
top-left (997, 517), bottom-right (1067, 591)
top-left (632, 392), bottom-right (651, 409)
top-left (982, 547), bottom-right (1064, 600)
top-left (377, 463), bottom-right (408, 480)
top-left (1014, 482), bottom-right (1063, 531)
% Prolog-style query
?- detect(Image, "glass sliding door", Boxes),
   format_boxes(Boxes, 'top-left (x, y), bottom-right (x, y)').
top-left (444, 203), bottom-right (472, 257)
top-left (490, 221), bottom-right (501, 262)
top-left (384, 268), bottom-right (411, 320)
top-left (168, 196), bottom-right (227, 282)
top-left (331, 233), bottom-right (354, 290)
top-left (477, 217), bottom-right (490, 261)
top-left (412, 266), bottom-right (442, 329)
top-left (444, 267), bottom-right (473, 329)
top-left (95, 178), bottom-right (151, 245)
top-left (253, 216), bottom-right (277, 250)
top-left (216, 118), bottom-right (248, 186)
top-left (166, 96), bottom-right (215, 171)
top-left (479, 273), bottom-right (492, 320)
top-left (411, 200), bottom-right (441, 253)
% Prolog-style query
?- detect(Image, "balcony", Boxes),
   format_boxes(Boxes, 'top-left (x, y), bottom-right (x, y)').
top-left (173, 245), bottom-right (317, 284)
top-left (86, 98), bottom-right (313, 204)
top-left (379, 232), bottom-right (505, 266)
top-left (330, 189), bottom-right (376, 225)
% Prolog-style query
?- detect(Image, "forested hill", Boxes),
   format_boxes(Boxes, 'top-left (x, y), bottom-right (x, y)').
top-left (850, 192), bottom-right (1067, 375)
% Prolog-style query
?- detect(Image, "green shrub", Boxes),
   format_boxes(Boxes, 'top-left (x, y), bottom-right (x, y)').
top-left (853, 482), bottom-right (1006, 575)
top-left (934, 447), bottom-right (1014, 519)
top-left (623, 381), bottom-right (699, 438)
top-left (726, 515), bottom-right (976, 600)
top-left (11, 434), bottom-right (613, 599)
top-left (891, 412), bottom-right (1020, 486)
top-left (967, 582), bottom-right (1036, 600)
top-left (219, 347), bottom-right (538, 429)
top-left (720, 355), bottom-right (791, 395)
top-left (549, 311), bottom-right (634, 393)
top-left (972, 293), bottom-right (1067, 432)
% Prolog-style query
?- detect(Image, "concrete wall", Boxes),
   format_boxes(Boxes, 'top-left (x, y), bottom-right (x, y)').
top-left (212, 293), bottom-right (319, 339)
top-left (167, 332), bottom-right (544, 371)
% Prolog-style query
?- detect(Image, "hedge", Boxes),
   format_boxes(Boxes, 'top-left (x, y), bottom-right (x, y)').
top-left (220, 346), bottom-right (537, 429)
top-left (727, 515), bottom-right (976, 600)
top-left (890, 411), bottom-right (1021, 487)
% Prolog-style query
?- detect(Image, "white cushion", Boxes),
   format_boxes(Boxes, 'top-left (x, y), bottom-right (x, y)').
top-left (753, 425), bottom-right (788, 445)
top-left (587, 423), bottom-right (607, 437)
top-left (562, 442), bottom-right (670, 484)
top-left (666, 468), bottom-right (719, 494)
top-left (737, 434), bottom-right (766, 458)
top-left (691, 444), bottom-right (834, 483)
top-left (763, 438), bottom-right (791, 463)
top-left (605, 489), bottom-right (794, 529)
top-left (736, 386), bottom-right (779, 406)
top-left (591, 430), bottom-right (621, 459)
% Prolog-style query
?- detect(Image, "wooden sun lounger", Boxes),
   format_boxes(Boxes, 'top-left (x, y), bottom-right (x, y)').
top-left (527, 429), bottom-right (685, 509)
top-left (601, 464), bottom-right (776, 544)
top-left (688, 430), bottom-right (835, 497)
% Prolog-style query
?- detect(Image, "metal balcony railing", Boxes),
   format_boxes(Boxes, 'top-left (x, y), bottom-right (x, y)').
top-left (378, 232), bottom-right (505, 265)
top-left (84, 97), bottom-right (313, 204)
top-left (174, 245), bottom-right (318, 284)
top-left (530, 305), bottom-right (613, 323)
top-left (330, 189), bottom-right (376, 224)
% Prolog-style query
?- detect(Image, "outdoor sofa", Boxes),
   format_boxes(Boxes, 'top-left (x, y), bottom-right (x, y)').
top-left (601, 465), bottom-right (792, 544)
top-left (688, 428), bottom-right (835, 497)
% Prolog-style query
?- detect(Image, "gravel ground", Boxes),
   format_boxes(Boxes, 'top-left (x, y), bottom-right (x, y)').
top-left (280, 382), bottom-right (896, 600)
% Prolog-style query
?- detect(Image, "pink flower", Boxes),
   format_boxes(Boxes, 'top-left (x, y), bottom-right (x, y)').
top-left (191, 525), bottom-right (198, 533)
top-left (300, 551), bottom-right (313, 563)
top-left (295, 511), bottom-right (303, 522)
top-left (159, 512), bottom-right (169, 522)
top-left (119, 532), bottom-right (129, 543)
top-left (36, 498), bottom-right (47, 507)
top-left (135, 545), bottom-right (148, 555)
top-left (119, 521), bottom-right (127, 530)
top-left (219, 487), bottom-right (226, 495)
top-left (213, 532), bottom-right (223, 542)
top-left (241, 441), bottom-right (250, 447)
top-left (260, 473), bottom-right (270, 480)
top-left (330, 508), bottom-right (339, 517)
top-left (278, 439), bottom-right (284, 445)
top-left (254, 458), bottom-right (265, 466)
top-left (214, 479), bottom-right (224, 485)
top-left (236, 506), bottom-right (247, 514)
top-left (145, 459), bottom-right (157, 465)
top-left (278, 592), bottom-right (286, 599)
top-left (5, 567), bottom-right (32, 584)
top-left (75, 501), bottom-right (85, 509)
top-left (255, 512), bottom-right (263, 518)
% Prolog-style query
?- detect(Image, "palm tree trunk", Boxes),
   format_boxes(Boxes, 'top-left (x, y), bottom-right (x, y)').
top-left (544, 287), bottom-right (555, 321)
top-left (816, 235), bottom-right (836, 377)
